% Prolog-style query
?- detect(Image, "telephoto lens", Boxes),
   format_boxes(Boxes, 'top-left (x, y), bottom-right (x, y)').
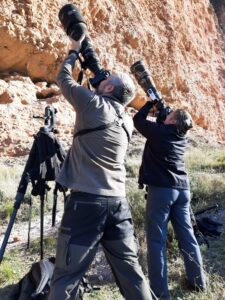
top-left (130, 60), bottom-right (172, 122)
top-left (58, 4), bottom-right (87, 41)
top-left (80, 37), bottom-right (110, 87)
top-left (130, 60), bottom-right (161, 101)
top-left (58, 4), bottom-right (110, 87)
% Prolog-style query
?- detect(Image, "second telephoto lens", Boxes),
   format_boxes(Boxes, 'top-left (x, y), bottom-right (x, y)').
top-left (58, 4), bottom-right (87, 41)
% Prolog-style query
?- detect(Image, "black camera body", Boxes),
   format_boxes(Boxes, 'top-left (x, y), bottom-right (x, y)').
top-left (130, 60), bottom-right (172, 122)
top-left (58, 4), bottom-right (110, 87)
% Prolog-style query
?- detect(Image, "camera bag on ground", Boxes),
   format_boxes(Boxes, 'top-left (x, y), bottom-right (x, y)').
top-left (5, 257), bottom-right (94, 300)
top-left (196, 217), bottom-right (223, 237)
top-left (190, 205), bottom-right (223, 247)
top-left (5, 257), bottom-right (55, 300)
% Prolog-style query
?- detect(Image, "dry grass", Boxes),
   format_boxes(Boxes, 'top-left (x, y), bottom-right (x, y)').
top-left (185, 147), bottom-right (225, 173)
top-left (125, 145), bottom-right (225, 299)
top-left (0, 164), bottom-right (24, 201)
top-left (0, 145), bottom-right (224, 299)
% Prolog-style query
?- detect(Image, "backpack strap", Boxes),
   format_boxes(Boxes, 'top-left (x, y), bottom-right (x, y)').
top-left (30, 258), bottom-right (55, 297)
top-left (122, 122), bottom-right (131, 142)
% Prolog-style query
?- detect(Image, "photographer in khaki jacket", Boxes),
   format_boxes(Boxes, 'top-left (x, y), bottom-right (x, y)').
top-left (48, 37), bottom-right (152, 300)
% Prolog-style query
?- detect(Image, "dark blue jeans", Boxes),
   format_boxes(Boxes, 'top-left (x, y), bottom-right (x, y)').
top-left (146, 186), bottom-right (206, 300)
top-left (49, 191), bottom-right (152, 300)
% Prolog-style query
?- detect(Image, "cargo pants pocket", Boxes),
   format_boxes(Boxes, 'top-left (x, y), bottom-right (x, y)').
top-left (65, 243), bottom-right (98, 274)
top-left (55, 231), bottom-right (71, 271)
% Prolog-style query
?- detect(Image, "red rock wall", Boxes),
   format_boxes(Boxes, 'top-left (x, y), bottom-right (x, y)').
top-left (0, 0), bottom-right (224, 156)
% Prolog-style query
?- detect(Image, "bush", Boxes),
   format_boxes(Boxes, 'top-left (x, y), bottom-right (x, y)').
top-left (0, 254), bottom-right (26, 286)
top-left (126, 179), bottom-right (146, 229)
top-left (185, 147), bottom-right (225, 211)
top-left (0, 200), bottom-right (14, 221)
top-left (0, 189), bottom-right (4, 202)
top-left (0, 261), bottom-right (16, 285)
top-left (0, 164), bottom-right (23, 201)
top-left (185, 146), bottom-right (225, 173)
top-left (190, 172), bottom-right (225, 210)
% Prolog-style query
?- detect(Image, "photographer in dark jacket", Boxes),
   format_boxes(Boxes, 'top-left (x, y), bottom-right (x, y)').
top-left (133, 101), bottom-right (206, 300)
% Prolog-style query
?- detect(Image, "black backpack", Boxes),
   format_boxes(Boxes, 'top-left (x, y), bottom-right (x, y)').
top-left (5, 257), bottom-right (55, 300)
top-left (6, 257), bottom-right (94, 300)
top-left (196, 217), bottom-right (222, 237)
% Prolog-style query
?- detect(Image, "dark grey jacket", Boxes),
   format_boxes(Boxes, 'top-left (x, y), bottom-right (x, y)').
top-left (56, 53), bottom-right (133, 196)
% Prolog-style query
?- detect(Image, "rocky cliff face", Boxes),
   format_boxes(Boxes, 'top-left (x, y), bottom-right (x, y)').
top-left (0, 0), bottom-right (224, 156)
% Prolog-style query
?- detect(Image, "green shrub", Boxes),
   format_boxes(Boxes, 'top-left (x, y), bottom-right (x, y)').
top-left (167, 222), bottom-right (179, 259)
top-left (185, 147), bottom-right (225, 173)
top-left (125, 158), bottom-right (140, 178)
top-left (0, 254), bottom-right (26, 286)
top-left (0, 199), bottom-right (13, 221)
top-left (184, 147), bottom-right (225, 211)
top-left (28, 235), bottom-right (57, 256)
top-left (0, 261), bottom-right (15, 285)
top-left (189, 172), bottom-right (225, 210)
top-left (0, 164), bottom-right (23, 200)
top-left (126, 179), bottom-right (146, 229)
top-left (4, 200), bottom-right (14, 220)
top-left (0, 189), bottom-right (5, 202)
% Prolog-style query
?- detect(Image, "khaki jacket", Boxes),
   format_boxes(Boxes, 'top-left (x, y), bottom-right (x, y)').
top-left (56, 53), bottom-right (133, 196)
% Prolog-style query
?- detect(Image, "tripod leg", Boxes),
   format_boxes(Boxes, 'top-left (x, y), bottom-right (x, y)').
top-left (0, 209), bottom-right (18, 262)
top-left (27, 196), bottom-right (32, 249)
top-left (52, 185), bottom-right (58, 227)
top-left (0, 192), bottom-right (24, 263)
top-left (40, 195), bottom-right (45, 260)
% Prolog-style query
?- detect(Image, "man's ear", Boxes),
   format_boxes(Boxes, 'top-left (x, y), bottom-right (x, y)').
top-left (104, 84), bottom-right (114, 93)
top-left (171, 118), bottom-right (177, 125)
top-left (170, 111), bottom-right (178, 124)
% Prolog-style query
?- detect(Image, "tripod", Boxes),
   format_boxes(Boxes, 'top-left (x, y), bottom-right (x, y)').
top-left (0, 106), bottom-right (66, 263)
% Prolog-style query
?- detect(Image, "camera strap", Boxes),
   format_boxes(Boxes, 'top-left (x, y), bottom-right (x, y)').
top-left (73, 122), bottom-right (115, 138)
top-left (73, 114), bottom-right (131, 142)
top-left (75, 55), bottom-right (92, 90)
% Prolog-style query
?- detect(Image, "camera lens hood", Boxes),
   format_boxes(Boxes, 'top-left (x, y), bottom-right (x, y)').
top-left (58, 4), bottom-right (87, 41)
